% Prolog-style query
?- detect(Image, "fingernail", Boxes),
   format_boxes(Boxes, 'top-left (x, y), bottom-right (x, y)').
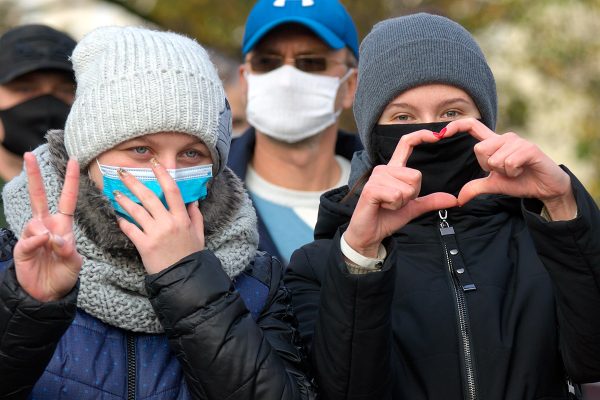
top-left (53, 235), bottom-right (65, 247)
top-left (113, 190), bottom-right (122, 198)
top-left (117, 168), bottom-right (128, 178)
top-left (150, 158), bottom-right (159, 168)
top-left (433, 131), bottom-right (442, 138)
top-left (439, 127), bottom-right (447, 138)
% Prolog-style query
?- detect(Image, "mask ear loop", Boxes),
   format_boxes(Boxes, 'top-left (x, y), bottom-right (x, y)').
top-left (333, 68), bottom-right (355, 118)
top-left (338, 67), bottom-right (355, 85)
top-left (88, 158), bottom-right (102, 180)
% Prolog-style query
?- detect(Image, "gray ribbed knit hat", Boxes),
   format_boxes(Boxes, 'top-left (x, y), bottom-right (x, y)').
top-left (354, 13), bottom-right (497, 163)
top-left (64, 26), bottom-right (231, 174)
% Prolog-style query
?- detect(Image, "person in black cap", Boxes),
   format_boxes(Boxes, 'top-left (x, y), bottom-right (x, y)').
top-left (228, 0), bottom-right (363, 266)
top-left (0, 24), bottom-right (76, 227)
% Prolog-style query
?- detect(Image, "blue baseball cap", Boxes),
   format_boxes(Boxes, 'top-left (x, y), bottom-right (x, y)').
top-left (242, 0), bottom-right (359, 59)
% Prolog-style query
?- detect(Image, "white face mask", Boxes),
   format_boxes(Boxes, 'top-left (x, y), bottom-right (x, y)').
top-left (245, 65), bottom-right (353, 143)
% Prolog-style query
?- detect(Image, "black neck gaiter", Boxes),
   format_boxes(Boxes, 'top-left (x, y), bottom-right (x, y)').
top-left (372, 121), bottom-right (485, 196)
top-left (0, 94), bottom-right (71, 155)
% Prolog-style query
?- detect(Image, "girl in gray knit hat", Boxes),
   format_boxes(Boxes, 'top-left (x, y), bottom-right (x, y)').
top-left (285, 13), bottom-right (600, 399)
top-left (0, 26), bottom-right (315, 399)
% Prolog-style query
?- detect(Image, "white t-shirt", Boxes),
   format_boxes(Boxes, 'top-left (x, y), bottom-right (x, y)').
top-left (246, 156), bottom-right (351, 262)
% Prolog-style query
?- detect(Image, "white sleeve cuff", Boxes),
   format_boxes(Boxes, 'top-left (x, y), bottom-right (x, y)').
top-left (340, 233), bottom-right (386, 273)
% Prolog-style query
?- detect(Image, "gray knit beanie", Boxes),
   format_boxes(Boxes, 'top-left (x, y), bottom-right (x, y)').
top-left (354, 13), bottom-right (497, 163)
top-left (64, 26), bottom-right (231, 174)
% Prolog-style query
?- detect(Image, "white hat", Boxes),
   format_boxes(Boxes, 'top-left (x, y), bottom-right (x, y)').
top-left (64, 26), bottom-right (232, 174)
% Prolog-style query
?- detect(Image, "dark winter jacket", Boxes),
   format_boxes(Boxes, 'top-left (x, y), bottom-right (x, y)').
top-left (0, 228), bottom-right (315, 400)
top-left (284, 169), bottom-right (600, 400)
top-left (228, 127), bottom-right (363, 263)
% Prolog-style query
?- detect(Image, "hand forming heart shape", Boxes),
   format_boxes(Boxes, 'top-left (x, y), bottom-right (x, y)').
top-left (344, 117), bottom-right (576, 258)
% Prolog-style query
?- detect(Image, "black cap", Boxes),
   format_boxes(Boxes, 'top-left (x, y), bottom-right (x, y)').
top-left (0, 24), bottom-right (76, 84)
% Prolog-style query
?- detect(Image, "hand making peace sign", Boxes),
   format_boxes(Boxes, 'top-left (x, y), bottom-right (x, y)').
top-left (13, 153), bottom-right (82, 303)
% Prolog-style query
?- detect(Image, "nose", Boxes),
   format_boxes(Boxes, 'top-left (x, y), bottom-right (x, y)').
top-left (39, 82), bottom-right (58, 96)
top-left (154, 155), bottom-right (178, 170)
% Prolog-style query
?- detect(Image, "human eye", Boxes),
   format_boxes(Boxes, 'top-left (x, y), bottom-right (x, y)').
top-left (393, 114), bottom-right (412, 123)
top-left (295, 56), bottom-right (327, 72)
top-left (132, 146), bottom-right (149, 155)
top-left (183, 149), bottom-right (200, 159)
top-left (250, 54), bottom-right (282, 73)
top-left (442, 110), bottom-right (461, 119)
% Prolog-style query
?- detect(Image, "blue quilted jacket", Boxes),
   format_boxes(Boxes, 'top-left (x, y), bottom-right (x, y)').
top-left (0, 229), bottom-right (315, 400)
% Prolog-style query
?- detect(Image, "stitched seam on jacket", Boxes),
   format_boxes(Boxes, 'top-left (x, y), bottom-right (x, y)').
top-left (346, 262), bottom-right (359, 399)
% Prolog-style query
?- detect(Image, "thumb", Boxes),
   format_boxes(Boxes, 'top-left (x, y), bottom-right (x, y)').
top-left (458, 177), bottom-right (496, 206)
top-left (405, 192), bottom-right (458, 219)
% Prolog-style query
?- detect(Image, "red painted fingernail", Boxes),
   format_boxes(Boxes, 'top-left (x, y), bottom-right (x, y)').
top-left (439, 127), bottom-right (447, 137)
top-left (433, 131), bottom-right (442, 138)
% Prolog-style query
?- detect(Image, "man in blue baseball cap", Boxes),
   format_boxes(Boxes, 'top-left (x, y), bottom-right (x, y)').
top-left (229, 0), bottom-right (362, 266)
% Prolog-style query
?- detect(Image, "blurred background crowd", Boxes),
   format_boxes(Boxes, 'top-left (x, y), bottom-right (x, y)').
top-left (1, 0), bottom-right (598, 203)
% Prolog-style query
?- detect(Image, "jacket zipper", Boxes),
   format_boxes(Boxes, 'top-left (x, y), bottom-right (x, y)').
top-left (438, 209), bottom-right (478, 400)
top-left (127, 334), bottom-right (136, 400)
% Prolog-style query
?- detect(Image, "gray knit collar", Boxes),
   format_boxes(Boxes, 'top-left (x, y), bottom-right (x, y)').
top-left (3, 130), bottom-right (258, 333)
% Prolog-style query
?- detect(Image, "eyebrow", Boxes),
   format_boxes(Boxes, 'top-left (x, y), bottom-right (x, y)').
top-left (383, 102), bottom-right (417, 113)
top-left (436, 97), bottom-right (473, 108)
top-left (125, 135), bottom-right (202, 147)
top-left (384, 97), bottom-right (473, 112)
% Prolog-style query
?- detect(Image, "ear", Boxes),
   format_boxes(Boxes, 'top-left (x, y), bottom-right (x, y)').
top-left (238, 64), bottom-right (248, 99)
top-left (341, 68), bottom-right (357, 110)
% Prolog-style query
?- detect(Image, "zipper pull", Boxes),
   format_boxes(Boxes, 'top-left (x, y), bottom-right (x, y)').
top-left (439, 210), bottom-right (477, 292)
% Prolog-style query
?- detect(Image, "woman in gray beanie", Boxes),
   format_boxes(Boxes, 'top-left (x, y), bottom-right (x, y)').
top-left (0, 26), bottom-right (316, 399)
top-left (285, 13), bottom-right (600, 399)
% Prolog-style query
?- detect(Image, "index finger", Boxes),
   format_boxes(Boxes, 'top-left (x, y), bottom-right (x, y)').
top-left (388, 129), bottom-right (443, 168)
top-left (443, 118), bottom-right (497, 142)
top-left (24, 152), bottom-right (49, 219)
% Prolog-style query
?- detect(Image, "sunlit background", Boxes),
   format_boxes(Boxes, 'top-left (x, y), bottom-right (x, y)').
top-left (1, 0), bottom-right (598, 202)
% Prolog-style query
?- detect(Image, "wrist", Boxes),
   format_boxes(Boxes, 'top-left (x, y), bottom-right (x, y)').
top-left (542, 190), bottom-right (577, 221)
top-left (343, 229), bottom-right (380, 258)
top-left (340, 233), bottom-right (386, 274)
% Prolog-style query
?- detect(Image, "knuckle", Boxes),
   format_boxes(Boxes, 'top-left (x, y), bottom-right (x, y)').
top-left (164, 219), bottom-right (178, 234)
top-left (165, 185), bottom-right (181, 197)
top-left (362, 184), bottom-right (378, 199)
top-left (399, 135), bottom-right (412, 145)
top-left (504, 131), bottom-right (518, 140)
top-left (372, 165), bottom-right (386, 175)
top-left (473, 142), bottom-right (485, 154)
top-left (407, 168), bottom-right (422, 182)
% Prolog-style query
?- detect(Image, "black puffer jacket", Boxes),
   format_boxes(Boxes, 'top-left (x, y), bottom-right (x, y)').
top-left (285, 170), bottom-right (600, 400)
top-left (0, 230), bottom-right (316, 400)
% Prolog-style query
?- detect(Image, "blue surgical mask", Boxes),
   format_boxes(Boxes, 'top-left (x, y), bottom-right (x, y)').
top-left (97, 161), bottom-right (213, 222)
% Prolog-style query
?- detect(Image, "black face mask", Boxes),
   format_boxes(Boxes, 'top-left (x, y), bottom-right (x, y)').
top-left (0, 94), bottom-right (71, 155)
top-left (372, 121), bottom-right (485, 196)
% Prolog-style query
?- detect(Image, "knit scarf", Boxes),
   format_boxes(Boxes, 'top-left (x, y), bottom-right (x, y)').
top-left (3, 130), bottom-right (259, 333)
